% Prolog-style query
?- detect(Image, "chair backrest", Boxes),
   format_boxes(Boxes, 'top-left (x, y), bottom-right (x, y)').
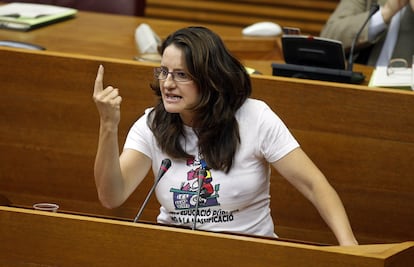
top-left (1, 0), bottom-right (146, 16)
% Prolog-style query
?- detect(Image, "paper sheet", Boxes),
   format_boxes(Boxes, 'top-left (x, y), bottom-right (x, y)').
top-left (369, 66), bottom-right (413, 90)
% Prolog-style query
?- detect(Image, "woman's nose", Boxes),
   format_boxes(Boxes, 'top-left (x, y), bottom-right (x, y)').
top-left (163, 74), bottom-right (176, 88)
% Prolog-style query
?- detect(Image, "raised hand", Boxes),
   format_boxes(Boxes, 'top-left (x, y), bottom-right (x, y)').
top-left (93, 65), bottom-right (122, 128)
top-left (382, 0), bottom-right (410, 23)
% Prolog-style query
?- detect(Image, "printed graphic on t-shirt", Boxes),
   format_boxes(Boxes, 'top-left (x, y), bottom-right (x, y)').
top-left (170, 157), bottom-right (220, 210)
top-left (168, 157), bottom-right (237, 225)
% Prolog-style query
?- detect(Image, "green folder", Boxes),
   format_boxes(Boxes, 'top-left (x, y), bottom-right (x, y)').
top-left (0, 3), bottom-right (77, 31)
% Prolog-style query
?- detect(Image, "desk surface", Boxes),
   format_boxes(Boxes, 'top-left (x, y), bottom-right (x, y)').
top-left (0, 4), bottom-right (375, 79)
top-left (0, 8), bottom-right (281, 61)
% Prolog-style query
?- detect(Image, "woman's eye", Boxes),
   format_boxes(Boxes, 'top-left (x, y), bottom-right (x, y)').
top-left (176, 72), bottom-right (188, 78)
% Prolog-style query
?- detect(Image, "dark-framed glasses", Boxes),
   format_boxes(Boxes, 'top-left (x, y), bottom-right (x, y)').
top-left (386, 58), bottom-right (408, 76)
top-left (154, 67), bottom-right (192, 82)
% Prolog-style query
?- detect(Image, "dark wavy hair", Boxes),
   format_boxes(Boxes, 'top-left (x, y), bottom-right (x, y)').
top-left (148, 26), bottom-right (252, 173)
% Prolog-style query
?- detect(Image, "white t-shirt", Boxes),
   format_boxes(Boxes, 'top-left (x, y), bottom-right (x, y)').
top-left (124, 98), bottom-right (299, 237)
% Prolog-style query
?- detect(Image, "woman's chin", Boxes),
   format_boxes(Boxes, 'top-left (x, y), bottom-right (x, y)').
top-left (163, 104), bottom-right (181, 114)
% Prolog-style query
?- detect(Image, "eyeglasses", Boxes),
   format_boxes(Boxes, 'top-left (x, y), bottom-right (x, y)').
top-left (154, 67), bottom-right (192, 82)
top-left (386, 58), bottom-right (408, 76)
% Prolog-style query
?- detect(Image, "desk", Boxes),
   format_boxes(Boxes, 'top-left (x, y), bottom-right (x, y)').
top-left (0, 0), bottom-right (413, 247)
top-left (1, 47), bottom-right (414, 245)
top-left (1, 206), bottom-right (413, 267)
top-left (0, 2), bottom-right (379, 81)
top-left (0, 6), bottom-right (282, 65)
top-left (0, 4), bottom-right (376, 80)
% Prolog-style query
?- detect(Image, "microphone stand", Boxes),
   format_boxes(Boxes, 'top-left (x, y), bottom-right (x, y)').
top-left (192, 169), bottom-right (206, 230)
top-left (133, 159), bottom-right (171, 223)
top-left (133, 176), bottom-right (162, 223)
top-left (347, 4), bottom-right (380, 71)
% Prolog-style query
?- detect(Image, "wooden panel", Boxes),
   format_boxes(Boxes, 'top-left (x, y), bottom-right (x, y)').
top-left (1, 206), bottom-right (413, 267)
top-left (250, 75), bottom-right (414, 244)
top-left (226, 0), bottom-right (338, 10)
top-left (250, 75), bottom-right (414, 142)
top-left (1, 47), bottom-right (414, 246)
top-left (0, 48), bottom-right (159, 220)
top-left (146, 0), bottom-right (339, 36)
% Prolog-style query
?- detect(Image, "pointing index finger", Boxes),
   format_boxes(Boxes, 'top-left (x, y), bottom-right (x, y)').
top-left (94, 65), bottom-right (104, 94)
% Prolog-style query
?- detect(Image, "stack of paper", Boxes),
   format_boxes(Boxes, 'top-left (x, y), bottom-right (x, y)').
top-left (0, 2), bottom-right (77, 31)
top-left (369, 66), bottom-right (413, 90)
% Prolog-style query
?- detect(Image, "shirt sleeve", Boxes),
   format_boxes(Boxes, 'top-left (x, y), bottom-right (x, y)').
top-left (123, 108), bottom-right (154, 159)
top-left (257, 104), bottom-right (300, 163)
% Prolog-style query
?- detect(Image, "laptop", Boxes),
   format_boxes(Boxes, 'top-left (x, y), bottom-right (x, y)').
top-left (272, 34), bottom-right (365, 84)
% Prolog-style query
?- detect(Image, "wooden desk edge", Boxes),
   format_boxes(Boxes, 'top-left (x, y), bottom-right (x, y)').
top-left (251, 71), bottom-right (414, 95)
top-left (1, 205), bottom-right (413, 259)
top-left (0, 205), bottom-right (319, 248)
top-left (0, 46), bottom-right (158, 66)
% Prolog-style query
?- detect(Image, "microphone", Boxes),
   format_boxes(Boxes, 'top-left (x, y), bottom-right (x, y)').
top-left (347, 4), bottom-right (380, 71)
top-left (192, 168), bottom-right (207, 230)
top-left (133, 158), bottom-right (172, 223)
